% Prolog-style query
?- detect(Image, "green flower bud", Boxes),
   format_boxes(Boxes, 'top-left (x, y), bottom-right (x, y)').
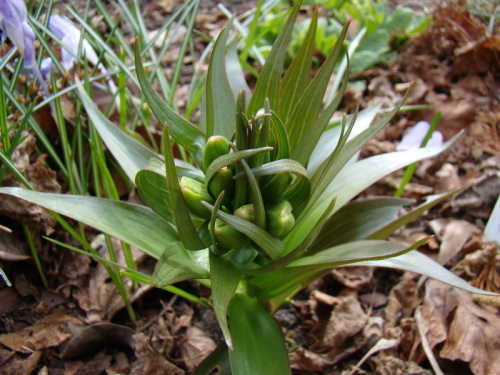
top-left (266, 200), bottom-right (295, 238)
top-left (234, 204), bottom-right (255, 223)
top-left (208, 167), bottom-right (234, 206)
top-left (202, 135), bottom-right (230, 172)
top-left (180, 176), bottom-right (214, 219)
top-left (260, 172), bottom-right (293, 202)
top-left (214, 219), bottom-right (249, 249)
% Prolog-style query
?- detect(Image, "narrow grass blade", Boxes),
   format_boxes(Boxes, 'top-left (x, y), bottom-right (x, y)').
top-left (135, 43), bottom-right (205, 159)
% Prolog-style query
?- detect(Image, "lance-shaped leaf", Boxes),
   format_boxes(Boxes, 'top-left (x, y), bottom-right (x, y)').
top-left (311, 197), bottom-right (414, 251)
top-left (269, 110), bottom-right (290, 161)
top-left (135, 42), bottom-right (205, 160)
top-left (210, 252), bottom-right (242, 349)
top-left (162, 125), bottom-right (206, 250)
top-left (247, 0), bottom-right (302, 115)
top-left (356, 251), bottom-right (498, 296)
top-left (251, 238), bottom-right (427, 293)
top-left (286, 132), bottom-right (461, 252)
top-left (239, 158), bottom-right (266, 229)
top-left (228, 294), bottom-right (291, 375)
top-left (204, 146), bottom-right (272, 186)
top-left (0, 187), bottom-right (177, 259)
top-left (76, 80), bottom-right (157, 182)
top-left (233, 159), bottom-right (308, 179)
top-left (286, 21), bottom-right (350, 155)
top-left (204, 25), bottom-right (236, 139)
top-left (202, 202), bottom-right (283, 260)
top-left (135, 168), bottom-right (174, 223)
top-left (153, 242), bottom-right (209, 286)
top-left (367, 189), bottom-right (460, 240)
top-left (278, 6), bottom-right (317, 123)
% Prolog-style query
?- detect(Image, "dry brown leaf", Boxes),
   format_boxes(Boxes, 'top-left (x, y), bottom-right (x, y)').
top-left (179, 326), bottom-right (216, 372)
top-left (420, 279), bottom-right (500, 375)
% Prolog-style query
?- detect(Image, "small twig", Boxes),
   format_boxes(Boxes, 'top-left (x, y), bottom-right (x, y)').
top-left (414, 306), bottom-right (444, 375)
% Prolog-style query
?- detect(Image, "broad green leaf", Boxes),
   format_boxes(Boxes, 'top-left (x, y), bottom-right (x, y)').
top-left (286, 134), bottom-right (460, 252)
top-left (204, 25), bottom-right (236, 139)
top-left (226, 40), bottom-right (251, 104)
top-left (228, 294), bottom-right (291, 375)
top-left (368, 190), bottom-right (459, 240)
top-left (204, 147), bottom-right (272, 186)
top-left (153, 242), bottom-right (209, 286)
top-left (135, 168), bottom-right (173, 223)
top-left (202, 202), bottom-right (283, 260)
top-left (193, 343), bottom-right (230, 375)
top-left (252, 238), bottom-right (426, 293)
top-left (278, 7), bottom-right (317, 123)
top-left (311, 197), bottom-right (413, 251)
top-left (247, 0), bottom-right (302, 115)
top-left (0, 187), bottom-right (177, 258)
top-left (210, 252), bottom-right (243, 349)
top-left (135, 43), bottom-right (205, 160)
top-left (76, 80), bottom-right (157, 182)
top-left (286, 21), bottom-right (350, 155)
top-left (356, 251), bottom-right (498, 296)
top-left (162, 125), bottom-right (206, 250)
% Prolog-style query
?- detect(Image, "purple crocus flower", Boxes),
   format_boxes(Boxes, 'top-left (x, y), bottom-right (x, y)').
top-left (397, 121), bottom-right (443, 151)
top-left (0, 0), bottom-right (36, 69)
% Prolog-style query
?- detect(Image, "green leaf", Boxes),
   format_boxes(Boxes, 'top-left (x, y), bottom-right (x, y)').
top-left (278, 7), bottom-right (317, 123)
top-left (228, 294), bottom-right (291, 375)
top-left (368, 190), bottom-right (459, 240)
top-left (135, 42), bottom-right (205, 160)
top-left (233, 159), bottom-right (308, 179)
top-left (356, 251), bottom-right (498, 296)
top-left (162, 125), bottom-right (206, 250)
top-left (286, 133), bottom-right (460, 253)
top-left (252, 238), bottom-right (427, 293)
top-left (135, 168), bottom-right (174, 223)
top-left (311, 197), bottom-right (413, 251)
top-left (204, 25), bottom-right (236, 139)
top-left (0, 187), bottom-right (177, 259)
top-left (153, 242), bottom-right (209, 286)
top-left (286, 21), bottom-right (350, 155)
top-left (269, 111), bottom-right (290, 161)
top-left (76, 80), bottom-right (157, 182)
top-left (226, 40), bottom-right (251, 104)
top-left (204, 147), bottom-right (272, 186)
top-left (210, 252), bottom-right (243, 349)
top-left (247, 0), bottom-right (303, 115)
top-left (239, 158), bottom-right (266, 229)
top-left (202, 202), bottom-right (283, 260)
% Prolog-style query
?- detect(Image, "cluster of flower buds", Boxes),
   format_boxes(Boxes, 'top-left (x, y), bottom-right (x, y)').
top-left (180, 93), bottom-right (301, 253)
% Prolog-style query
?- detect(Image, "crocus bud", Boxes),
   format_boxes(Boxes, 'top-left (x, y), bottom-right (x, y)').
top-left (234, 204), bottom-right (255, 223)
top-left (202, 135), bottom-right (230, 172)
top-left (260, 172), bottom-right (293, 202)
top-left (208, 167), bottom-right (234, 206)
top-left (214, 219), bottom-right (248, 249)
top-left (180, 176), bottom-right (214, 219)
top-left (266, 200), bottom-right (295, 238)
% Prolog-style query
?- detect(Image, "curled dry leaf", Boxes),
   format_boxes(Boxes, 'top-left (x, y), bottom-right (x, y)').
top-left (420, 279), bottom-right (500, 375)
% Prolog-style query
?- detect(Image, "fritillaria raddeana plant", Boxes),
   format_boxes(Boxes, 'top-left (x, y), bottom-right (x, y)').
top-left (0, 1), bottom-right (496, 373)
